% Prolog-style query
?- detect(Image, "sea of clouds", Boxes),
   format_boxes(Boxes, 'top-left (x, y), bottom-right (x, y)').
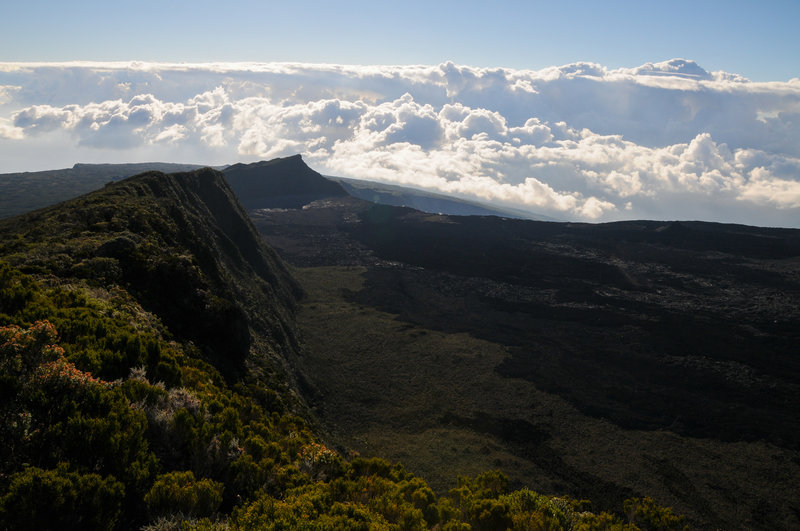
top-left (1, 60), bottom-right (799, 226)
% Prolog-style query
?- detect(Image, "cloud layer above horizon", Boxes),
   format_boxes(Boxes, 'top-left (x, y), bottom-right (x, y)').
top-left (2, 60), bottom-right (800, 226)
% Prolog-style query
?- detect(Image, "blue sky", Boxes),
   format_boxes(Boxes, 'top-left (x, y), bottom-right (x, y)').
top-left (2, 1), bottom-right (799, 226)
top-left (2, 0), bottom-right (799, 81)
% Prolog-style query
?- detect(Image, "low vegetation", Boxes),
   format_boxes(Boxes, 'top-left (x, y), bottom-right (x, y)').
top-left (0, 163), bottom-right (205, 219)
top-left (0, 169), bottom-right (689, 529)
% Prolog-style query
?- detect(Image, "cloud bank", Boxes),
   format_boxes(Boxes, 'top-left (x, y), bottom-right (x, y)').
top-left (1, 60), bottom-right (799, 226)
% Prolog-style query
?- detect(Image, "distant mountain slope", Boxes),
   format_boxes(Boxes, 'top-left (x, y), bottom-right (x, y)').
top-left (0, 162), bottom-right (206, 219)
top-left (223, 155), bottom-right (347, 209)
top-left (1, 156), bottom-right (555, 222)
top-left (330, 175), bottom-right (557, 220)
top-left (222, 155), bottom-right (532, 219)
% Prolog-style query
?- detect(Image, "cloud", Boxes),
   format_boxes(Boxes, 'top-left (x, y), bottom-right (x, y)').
top-left (1, 60), bottom-right (799, 226)
top-left (739, 167), bottom-right (800, 208)
top-left (0, 120), bottom-right (24, 140)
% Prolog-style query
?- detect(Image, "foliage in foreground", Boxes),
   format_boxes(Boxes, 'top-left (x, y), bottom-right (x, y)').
top-left (0, 169), bottom-right (687, 529)
top-left (0, 261), bottom-right (688, 529)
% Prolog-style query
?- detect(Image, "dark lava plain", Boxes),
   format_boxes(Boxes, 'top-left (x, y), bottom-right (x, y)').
top-left (252, 196), bottom-right (800, 529)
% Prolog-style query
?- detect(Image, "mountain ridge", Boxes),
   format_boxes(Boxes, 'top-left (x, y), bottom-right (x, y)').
top-left (0, 167), bottom-right (302, 387)
top-left (223, 155), bottom-right (348, 209)
top-left (0, 162), bottom-right (208, 219)
top-left (0, 164), bottom-right (696, 529)
top-left (1, 157), bottom-right (799, 528)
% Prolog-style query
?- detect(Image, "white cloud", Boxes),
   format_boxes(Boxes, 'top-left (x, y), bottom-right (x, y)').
top-left (0, 121), bottom-right (24, 140)
top-left (739, 167), bottom-right (800, 208)
top-left (154, 124), bottom-right (187, 144)
top-left (1, 60), bottom-right (799, 226)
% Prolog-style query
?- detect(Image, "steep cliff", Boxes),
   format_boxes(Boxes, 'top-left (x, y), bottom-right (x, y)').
top-left (224, 155), bottom-right (347, 209)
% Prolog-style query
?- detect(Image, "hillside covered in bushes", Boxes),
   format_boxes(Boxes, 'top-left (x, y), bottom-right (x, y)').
top-left (0, 168), bottom-right (687, 529)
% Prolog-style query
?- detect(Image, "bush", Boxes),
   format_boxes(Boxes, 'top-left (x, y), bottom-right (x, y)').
top-left (145, 471), bottom-right (224, 519)
top-left (0, 464), bottom-right (125, 530)
top-left (624, 497), bottom-right (687, 530)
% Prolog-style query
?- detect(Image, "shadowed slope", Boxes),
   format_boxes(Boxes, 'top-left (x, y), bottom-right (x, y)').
top-left (251, 196), bottom-right (800, 530)
top-left (224, 155), bottom-right (347, 209)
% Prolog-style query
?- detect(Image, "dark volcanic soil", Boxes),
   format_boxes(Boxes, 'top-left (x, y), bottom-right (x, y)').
top-left (255, 199), bottom-right (800, 450)
top-left (251, 197), bottom-right (800, 529)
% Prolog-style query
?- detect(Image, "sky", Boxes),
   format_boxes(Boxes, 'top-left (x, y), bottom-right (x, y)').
top-left (1, 1), bottom-right (799, 227)
top-left (3, 1), bottom-right (800, 81)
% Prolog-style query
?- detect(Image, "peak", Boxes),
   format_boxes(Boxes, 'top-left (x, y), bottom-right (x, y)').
top-left (223, 157), bottom-right (347, 209)
top-left (269, 154), bottom-right (307, 168)
top-left (252, 154), bottom-right (305, 167)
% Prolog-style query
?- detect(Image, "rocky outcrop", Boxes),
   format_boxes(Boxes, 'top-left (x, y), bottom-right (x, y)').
top-left (224, 155), bottom-right (347, 209)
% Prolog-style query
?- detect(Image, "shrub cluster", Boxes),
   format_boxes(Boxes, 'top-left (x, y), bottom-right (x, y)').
top-left (1, 245), bottom-right (689, 529)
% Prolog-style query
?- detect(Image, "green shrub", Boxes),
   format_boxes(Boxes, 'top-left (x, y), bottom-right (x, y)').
top-left (145, 471), bottom-right (224, 519)
top-left (0, 261), bottom-right (35, 315)
top-left (0, 464), bottom-right (125, 530)
top-left (576, 511), bottom-right (637, 530)
top-left (624, 497), bottom-right (687, 530)
top-left (502, 489), bottom-right (577, 530)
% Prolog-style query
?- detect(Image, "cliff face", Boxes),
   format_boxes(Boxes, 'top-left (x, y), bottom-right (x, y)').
top-left (223, 155), bottom-right (347, 209)
top-left (0, 167), bottom-right (302, 388)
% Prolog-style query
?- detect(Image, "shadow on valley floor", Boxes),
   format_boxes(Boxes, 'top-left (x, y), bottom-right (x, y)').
top-left (251, 198), bottom-right (800, 530)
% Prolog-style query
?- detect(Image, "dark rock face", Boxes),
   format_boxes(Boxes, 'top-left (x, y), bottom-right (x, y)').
top-left (121, 169), bottom-right (301, 375)
top-left (224, 155), bottom-right (347, 209)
